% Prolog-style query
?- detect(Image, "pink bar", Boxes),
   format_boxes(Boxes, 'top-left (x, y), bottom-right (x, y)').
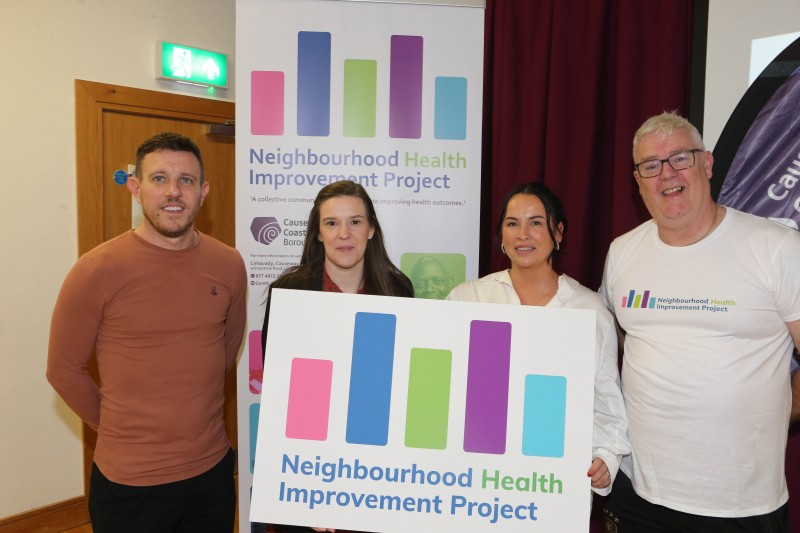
top-left (286, 358), bottom-right (333, 440)
top-left (251, 71), bottom-right (284, 135)
top-left (248, 330), bottom-right (263, 394)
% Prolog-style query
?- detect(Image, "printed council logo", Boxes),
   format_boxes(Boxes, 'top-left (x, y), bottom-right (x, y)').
top-left (251, 217), bottom-right (282, 245)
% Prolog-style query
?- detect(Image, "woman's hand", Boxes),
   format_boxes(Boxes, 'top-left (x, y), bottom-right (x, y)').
top-left (587, 457), bottom-right (611, 489)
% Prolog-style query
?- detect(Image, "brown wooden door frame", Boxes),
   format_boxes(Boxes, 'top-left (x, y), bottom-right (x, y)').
top-left (74, 80), bottom-right (235, 492)
top-left (75, 80), bottom-right (234, 254)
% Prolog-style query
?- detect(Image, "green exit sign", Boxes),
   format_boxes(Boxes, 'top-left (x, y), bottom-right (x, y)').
top-left (157, 41), bottom-right (228, 89)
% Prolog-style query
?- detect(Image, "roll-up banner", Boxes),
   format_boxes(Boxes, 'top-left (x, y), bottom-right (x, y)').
top-left (713, 34), bottom-right (800, 230)
top-left (235, 1), bottom-right (485, 530)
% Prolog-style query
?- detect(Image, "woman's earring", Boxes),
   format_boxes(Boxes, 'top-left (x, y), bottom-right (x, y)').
top-left (501, 243), bottom-right (506, 255)
top-left (555, 241), bottom-right (560, 251)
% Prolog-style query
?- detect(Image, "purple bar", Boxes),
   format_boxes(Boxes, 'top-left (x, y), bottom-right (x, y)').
top-left (251, 71), bottom-right (284, 135)
top-left (463, 320), bottom-right (512, 454)
top-left (389, 35), bottom-right (423, 139)
top-left (641, 290), bottom-right (650, 308)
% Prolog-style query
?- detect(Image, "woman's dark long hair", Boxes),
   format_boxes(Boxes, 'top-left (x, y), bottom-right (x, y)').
top-left (272, 181), bottom-right (413, 297)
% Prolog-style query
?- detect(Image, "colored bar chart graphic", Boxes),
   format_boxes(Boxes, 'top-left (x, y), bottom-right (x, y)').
top-left (389, 35), bottom-right (423, 139)
top-left (297, 31), bottom-right (331, 136)
top-left (283, 312), bottom-right (567, 458)
top-left (622, 289), bottom-right (657, 308)
top-left (343, 60), bottom-right (378, 137)
top-left (405, 348), bottom-right (452, 450)
top-left (251, 71), bottom-right (284, 135)
top-left (434, 77), bottom-right (468, 140)
top-left (346, 313), bottom-right (397, 445)
top-left (249, 403), bottom-right (260, 474)
top-left (250, 31), bottom-right (468, 139)
top-left (248, 330), bottom-right (263, 394)
top-left (464, 320), bottom-right (512, 454)
top-left (285, 358), bottom-right (333, 440)
top-left (523, 375), bottom-right (567, 458)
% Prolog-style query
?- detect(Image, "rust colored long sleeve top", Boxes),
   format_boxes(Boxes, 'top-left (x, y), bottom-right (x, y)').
top-left (47, 230), bottom-right (247, 486)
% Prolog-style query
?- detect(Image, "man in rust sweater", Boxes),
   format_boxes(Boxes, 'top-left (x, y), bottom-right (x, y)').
top-left (47, 132), bottom-right (246, 532)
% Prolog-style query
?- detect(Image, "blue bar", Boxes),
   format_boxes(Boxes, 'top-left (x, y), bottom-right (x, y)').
top-left (626, 289), bottom-right (635, 308)
top-left (434, 77), bottom-right (467, 140)
top-left (297, 31), bottom-right (331, 136)
top-left (522, 375), bottom-right (567, 457)
top-left (346, 312), bottom-right (396, 445)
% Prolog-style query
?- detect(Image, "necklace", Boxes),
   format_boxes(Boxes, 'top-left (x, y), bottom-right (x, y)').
top-left (686, 203), bottom-right (719, 246)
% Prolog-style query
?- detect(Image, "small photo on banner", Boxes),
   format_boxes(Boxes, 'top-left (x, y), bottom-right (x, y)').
top-left (401, 252), bottom-right (466, 300)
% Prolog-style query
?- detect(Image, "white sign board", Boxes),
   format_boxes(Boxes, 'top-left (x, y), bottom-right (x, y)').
top-left (251, 290), bottom-right (596, 531)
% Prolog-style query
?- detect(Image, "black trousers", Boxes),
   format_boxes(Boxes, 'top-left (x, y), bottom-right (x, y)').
top-left (604, 471), bottom-right (790, 533)
top-left (89, 448), bottom-right (236, 533)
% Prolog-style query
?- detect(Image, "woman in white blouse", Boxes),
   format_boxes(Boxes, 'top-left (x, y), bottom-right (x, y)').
top-left (446, 182), bottom-right (630, 497)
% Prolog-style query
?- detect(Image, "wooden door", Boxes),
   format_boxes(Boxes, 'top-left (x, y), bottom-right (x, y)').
top-left (75, 80), bottom-right (237, 491)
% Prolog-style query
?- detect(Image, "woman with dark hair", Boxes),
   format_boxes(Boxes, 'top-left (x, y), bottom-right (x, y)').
top-left (256, 181), bottom-right (412, 533)
top-left (260, 181), bottom-right (413, 354)
top-left (446, 182), bottom-right (630, 500)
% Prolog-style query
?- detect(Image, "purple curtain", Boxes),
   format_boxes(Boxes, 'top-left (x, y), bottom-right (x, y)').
top-left (480, 0), bottom-right (695, 289)
top-left (481, 3), bottom-right (800, 532)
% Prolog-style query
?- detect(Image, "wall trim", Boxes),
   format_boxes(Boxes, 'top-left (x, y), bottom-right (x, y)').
top-left (0, 497), bottom-right (89, 532)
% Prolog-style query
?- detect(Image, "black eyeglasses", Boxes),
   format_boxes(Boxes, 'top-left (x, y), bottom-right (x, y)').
top-left (634, 149), bottom-right (704, 178)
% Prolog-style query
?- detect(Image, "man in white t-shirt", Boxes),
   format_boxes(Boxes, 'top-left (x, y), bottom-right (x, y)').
top-left (599, 111), bottom-right (800, 533)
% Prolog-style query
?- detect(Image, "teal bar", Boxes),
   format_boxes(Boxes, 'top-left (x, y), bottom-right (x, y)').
top-left (522, 375), bottom-right (567, 457)
top-left (405, 348), bottom-right (452, 450)
top-left (343, 59), bottom-right (377, 137)
top-left (434, 76), bottom-right (467, 140)
top-left (249, 403), bottom-right (260, 473)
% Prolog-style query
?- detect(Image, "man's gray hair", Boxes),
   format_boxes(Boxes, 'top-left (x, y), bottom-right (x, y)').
top-left (632, 111), bottom-right (704, 161)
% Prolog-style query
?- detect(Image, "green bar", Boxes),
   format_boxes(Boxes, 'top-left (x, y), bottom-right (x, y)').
top-left (405, 348), bottom-right (452, 449)
top-left (343, 59), bottom-right (377, 137)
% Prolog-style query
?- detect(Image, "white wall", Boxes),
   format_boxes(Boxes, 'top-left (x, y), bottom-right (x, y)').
top-left (0, 0), bottom-right (234, 519)
top-left (704, 0), bottom-right (800, 150)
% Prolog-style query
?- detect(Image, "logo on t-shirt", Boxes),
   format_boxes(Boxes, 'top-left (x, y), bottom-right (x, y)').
top-left (621, 289), bottom-right (656, 309)
top-left (621, 289), bottom-right (736, 313)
